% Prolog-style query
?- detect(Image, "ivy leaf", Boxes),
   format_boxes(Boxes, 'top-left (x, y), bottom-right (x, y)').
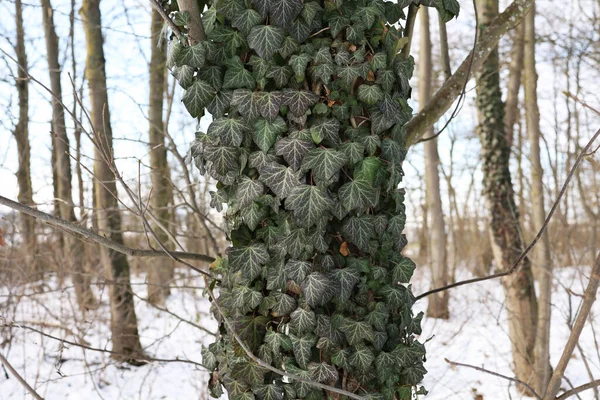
top-left (254, 91), bottom-right (283, 121)
top-left (376, 69), bottom-right (396, 93)
top-left (230, 90), bottom-right (258, 119)
top-left (254, 117), bottom-right (287, 152)
top-left (259, 163), bottom-right (301, 199)
top-left (180, 42), bottom-right (206, 68)
top-left (339, 142), bottom-right (365, 165)
top-left (350, 345), bottom-right (375, 372)
top-left (202, 7), bottom-right (218, 35)
top-left (285, 260), bottom-right (312, 283)
top-left (290, 307), bottom-right (317, 334)
top-left (252, 384), bottom-right (284, 400)
top-left (308, 362), bottom-right (339, 383)
top-left (204, 145), bottom-right (239, 177)
top-left (232, 360), bottom-right (268, 385)
top-left (227, 244), bottom-right (270, 281)
top-left (248, 25), bottom-right (285, 59)
top-left (393, 342), bottom-right (426, 367)
top-left (381, 284), bottom-right (414, 310)
top-left (250, 0), bottom-right (270, 18)
top-left (266, 66), bottom-right (293, 88)
top-left (289, 55), bottom-right (311, 85)
top-left (342, 216), bottom-right (374, 252)
top-left (199, 65), bottom-right (224, 90)
top-left (330, 267), bottom-right (361, 302)
top-left (358, 84), bottom-right (384, 105)
top-left (275, 137), bottom-right (314, 170)
top-left (172, 65), bottom-right (195, 89)
top-left (392, 257), bottom-right (416, 283)
top-left (301, 148), bottom-right (347, 184)
top-left (309, 119), bottom-right (340, 146)
top-left (236, 176), bottom-right (265, 208)
top-left (182, 79), bottom-right (216, 118)
top-left (403, 364), bottom-right (428, 385)
top-left (208, 117), bottom-right (249, 147)
top-left (233, 8), bottom-right (263, 35)
top-left (286, 185), bottom-right (334, 227)
top-left (340, 319), bottom-right (374, 345)
top-left (301, 272), bottom-right (334, 307)
top-left (272, 292), bottom-right (297, 316)
top-left (302, 2), bottom-right (323, 22)
top-left (354, 157), bottom-right (383, 184)
top-left (201, 345), bottom-right (217, 371)
top-left (310, 63), bottom-right (336, 85)
top-left (217, 0), bottom-right (245, 19)
top-left (337, 65), bottom-right (361, 89)
top-left (223, 57), bottom-right (256, 89)
top-left (339, 179), bottom-right (377, 211)
top-left (288, 18), bottom-right (312, 43)
top-left (282, 90), bottom-right (319, 117)
top-left (207, 91), bottom-right (232, 118)
top-left (291, 334), bottom-right (317, 368)
top-left (328, 14), bottom-right (350, 37)
top-left (270, 0), bottom-right (303, 26)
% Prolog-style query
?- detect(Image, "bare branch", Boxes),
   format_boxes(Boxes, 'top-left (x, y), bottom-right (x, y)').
top-left (0, 352), bottom-right (44, 400)
top-left (444, 358), bottom-right (541, 400)
top-left (149, 0), bottom-right (183, 40)
top-left (556, 380), bottom-right (600, 400)
top-left (0, 195), bottom-right (215, 267)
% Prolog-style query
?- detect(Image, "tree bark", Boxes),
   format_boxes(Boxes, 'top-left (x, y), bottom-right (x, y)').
top-left (81, 0), bottom-right (143, 363)
top-left (437, 11), bottom-right (452, 81)
top-left (474, 0), bottom-right (538, 393)
top-left (147, 9), bottom-right (174, 306)
top-left (420, 7), bottom-right (449, 319)
top-left (523, 3), bottom-right (553, 394)
top-left (41, 0), bottom-right (96, 311)
top-left (12, 0), bottom-right (36, 256)
top-left (176, 0), bottom-right (206, 45)
top-left (505, 23), bottom-right (524, 147)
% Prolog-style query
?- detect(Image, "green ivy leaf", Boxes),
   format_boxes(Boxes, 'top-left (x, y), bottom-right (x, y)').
top-left (182, 79), bottom-right (216, 118)
top-left (272, 292), bottom-right (297, 316)
top-left (204, 145), bottom-right (240, 177)
top-left (172, 65), bottom-right (195, 89)
top-left (254, 91), bottom-right (283, 121)
top-left (180, 42), bottom-right (206, 68)
top-left (342, 215), bottom-right (374, 252)
top-left (208, 117), bottom-right (249, 147)
top-left (330, 267), bottom-right (361, 302)
top-left (260, 163), bottom-right (301, 199)
top-left (301, 272), bottom-right (334, 307)
top-left (227, 244), bottom-right (270, 280)
top-left (291, 334), bottom-right (317, 368)
top-left (266, 66), bottom-right (293, 88)
top-left (350, 344), bottom-right (375, 372)
top-left (231, 89), bottom-right (260, 119)
top-left (223, 57), bottom-right (256, 89)
top-left (358, 84), bottom-right (384, 105)
top-left (340, 319), bottom-right (374, 345)
top-left (286, 185), bottom-right (334, 227)
top-left (207, 91), bottom-right (232, 118)
top-left (339, 179), bottom-right (377, 211)
top-left (236, 177), bottom-right (265, 208)
top-left (301, 148), bottom-right (347, 184)
top-left (254, 117), bottom-right (287, 152)
top-left (307, 362), bottom-right (338, 383)
top-left (275, 137), bottom-right (314, 170)
top-left (233, 8), bottom-right (263, 35)
top-left (252, 384), bottom-right (284, 400)
top-left (288, 18), bottom-right (312, 43)
top-left (270, 0), bottom-right (303, 26)
top-left (309, 119), bottom-right (340, 146)
top-left (282, 90), bottom-right (319, 117)
top-left (289, 54), bottom-right (312, 83)
top-left (217, 0), bottom-right (245, 19)
top-left (248, 25), bottom-right (285, 59)
top-left (290, 306), bottom-right (317, 334)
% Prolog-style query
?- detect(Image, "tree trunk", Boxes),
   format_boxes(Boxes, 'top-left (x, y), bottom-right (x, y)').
top-left (523, 4), bottom-right (553, 394)
top-left (474, 0), bottom-right (538, 393)
top-left (420, 7), bottom-right (449, 319)
top-left (41, 0), bottom-right (97, 311)
top-left (505, 23), bottom-right (524, 147)
top-left (81, 0), bottom-right (143, 363)
top-left (147, 9), bottom-right (174, 306)
top-left (13, 0), bottom-right (36, 256)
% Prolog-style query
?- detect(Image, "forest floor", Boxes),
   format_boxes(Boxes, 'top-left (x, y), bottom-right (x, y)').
top-left (1, 263), bottom-right (599, 400)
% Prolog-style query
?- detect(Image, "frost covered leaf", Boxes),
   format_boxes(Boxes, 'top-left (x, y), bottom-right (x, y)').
top-left (182, 79), bottom-right (216, 118)
top-left (338, 179), bottom-right (377, 211)
top-left (248, 25), bottom-right (285, 59)
top-left (227, 244), bottom-right (270, 280)
top-left (236, 177), bottom-right (264, 208)
top-left (260, 163), bottom-right (301, 199)
top-left (286, 185), bottom-right (334, 227)
top-left (301, 272), bottom-right (333, 307)
top-left (301, 148), bottom-right (347, 184)
top-left (275, 137), bottom-right (314, 170)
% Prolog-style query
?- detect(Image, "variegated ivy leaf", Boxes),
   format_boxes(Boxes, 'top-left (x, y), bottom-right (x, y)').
top-left (336, 65), bottom-right (361, 89)
top-left (279, 36), bottom-right (300, 59)
top-left (275, 137), bottom-right (314, 170)
top-left (217, 0), bottom-right (244, 19)
top-left (309, 119), bottom-right (340, 146)
top-left (199, 65), bottom-right (224, 90)
top-left (254, 117), bottom-right (286, 153)
top-left (180, 42), bottom-right (205, 68)
top-left (270, 0), bottom-right (303, 26)
top-left (376, 69), bottom-right (396, 93)
top-left (339, 142), bottom-right (365, 165)
top-left (207, 117), bottom-right (249, 147)
top-left (392, 256), bottom-right (416, 283)
top-left (309, 63), bottom-right (336, 85)
top-left (282, 89), bottom-right (319, 117)
top-left (223, 57), bottom-right (255, 90)
top-left (248, 25), bottom-right (285, 59)
top-left (172, 65), bottom-right (194, 89)
top-left (289, 54), bottom-right (312, 83)
top-left (250, 0), bottom-right (269, 18)
top-left (307, 362), bottom-right (338, 383)
top-left (259, 163), bottom-right (301, 199)
top-left (302, 1), bottom-right (323, 22)
top-left (290, 306), bottom-right (317, 334)
top-left (285, 260), bottom-right (312, 283)
top-left (208, 26), bottom-right (246, 58)
top-left (328, 14), bottom-right (350, 37)
top-left (288, 16), bottom-right (312, 43)
top-left (393, 342), bottom-right (426, 367)
top-left (252, 384), bottom-right (284, 400)
top-left (330, 267), bottom-right (361, 302)
top-left (204, 145), bottom-right (240, 177)
top-left (232, 8), bottom-right (263, 35)
top-left (342, 215), bottom-right (375, 251)
top-left (358, 84), bottom-right (384, 105)
top-left (231, 89), bottom-right (260, 119)
top-left (381, 284), bottom-right (414, 310)
top-left (286, 185), bottom-right (334, 227)
top-left (340, 318), bottom-right (375, 345)
top-left (291, 334), bottom-right (317, 368)
top-left (227, 244), bottom-right (270, 281)
top-left (254, 91), bottom-right (283, 121)
top-left (236, 176), bottom-right (264, 208)
top-left (284, 363), bottom-right (313, 397)
top-left (301, 272), bottom-right (334, 307)
top-left (201, 7), bottom-right (218, 35)
top-left (350, 344), bottom-right (375, 372)
top-left (206, 91), bottom-right (232, 118)
top-left (182, 79), bottom-right (216, 118)
top-left (272, 292), bottom-right (297, 316)
top-left (301, 148), bottom-right (347, 184)
top-left (201, 345), bottom-right (217, 371)
top-left (265, 66), bottom-right (293, 88)
top-left (387, 213), bottom-right (406, 236)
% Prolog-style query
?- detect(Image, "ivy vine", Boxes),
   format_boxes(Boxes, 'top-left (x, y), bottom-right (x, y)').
top-left (167, 0), bottom-right (458, 399)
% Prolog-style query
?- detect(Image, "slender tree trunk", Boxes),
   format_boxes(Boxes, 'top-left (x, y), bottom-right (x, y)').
top-left (81, 0), bottom-right (143, 362)
top-left (474, 0), bottom-right (538, 393)
top-left (523, 4), bottom-right (553, 394)
top-left (505, 23), bottom-right (524, 147)
top-left (12, 0), bottom-right (36, 256)
top-left (437, 11), bottom-right (452, 81)
top-left (147, 9), bottom-right (173, 305)
top-left (420, 7), bottom-right (449, 319)
top-left (41, 0), bottom-right (97, 311)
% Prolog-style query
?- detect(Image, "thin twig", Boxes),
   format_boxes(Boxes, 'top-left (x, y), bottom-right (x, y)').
top-left (149, 0), bottom-right (183, 40)
top-left (444, 358), bottom-right (541, 400)
top-left (416, 127), bottom-right (600, 301)
top-left (0, 352), bottom-right (44, 400)
top-left (557, 380), bottom-right (600, 400)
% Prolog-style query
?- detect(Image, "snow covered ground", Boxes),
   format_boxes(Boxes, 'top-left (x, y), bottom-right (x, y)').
top-left (1, 264), bottom-right (599, 399)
